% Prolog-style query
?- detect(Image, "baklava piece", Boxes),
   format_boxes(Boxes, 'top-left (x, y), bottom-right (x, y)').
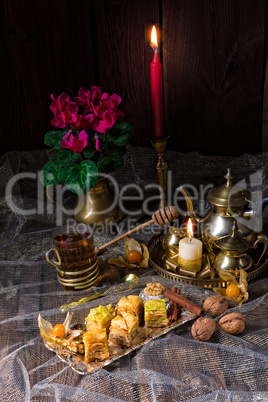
top-left (109, 312), bottom-right (139, 347)
top-left (85, 305), bottom-right (114, 331)
top-left (117, 295), bottom-right (143, 323)
top-left (83, 328), bottom-right (109, 363)
top-left (144, 299), bottom-right (169, 328)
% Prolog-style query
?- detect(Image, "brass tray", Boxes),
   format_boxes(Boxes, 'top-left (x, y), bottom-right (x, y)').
top-left (44, 308), bottom-right (196, 375)
top-left (148, 232), bottom-right (268, 288)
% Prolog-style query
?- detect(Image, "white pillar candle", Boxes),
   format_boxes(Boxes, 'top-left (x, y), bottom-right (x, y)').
top-left (177, 218), bottom-right (203, 273)
top-left (178, 237), bottom-right (203, 261)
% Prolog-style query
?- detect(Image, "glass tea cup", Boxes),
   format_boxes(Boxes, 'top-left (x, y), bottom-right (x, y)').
top-left (46, 225), bottom-right (99, 291)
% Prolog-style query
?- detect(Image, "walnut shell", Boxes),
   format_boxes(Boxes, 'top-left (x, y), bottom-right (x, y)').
top-left (203, 295), bottom-right (229, 317)
top-left (219, 312), bottom-right (245, 335)
top-left (191, 317), bottom-right (216, 342)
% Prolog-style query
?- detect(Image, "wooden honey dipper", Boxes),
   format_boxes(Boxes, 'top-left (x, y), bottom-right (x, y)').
top-left (95, 206), bottom-right (179, 254)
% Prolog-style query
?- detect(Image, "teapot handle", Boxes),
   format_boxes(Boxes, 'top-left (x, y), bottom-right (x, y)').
top-left (176, 186), bottom-right (196, 218)
top-left (252, 237), bottom-right (268, 267)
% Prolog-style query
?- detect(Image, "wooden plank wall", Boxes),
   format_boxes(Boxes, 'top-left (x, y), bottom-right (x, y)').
top-left (163, 0), bottom-right (266, 155)
top-left (0, 0), bottom-right (267, 156)
top-left (262, 1), bottom-right (268, 152)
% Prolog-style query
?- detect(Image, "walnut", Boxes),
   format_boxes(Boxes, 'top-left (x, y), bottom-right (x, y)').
top-left (203, 295), bottom-right (229, 317)
top-left (144, 282), bottom-right (165, 296)
top-left (219, 312), bottom-right (245, 335)
top-left (191, 317), bottom-right (216, 341)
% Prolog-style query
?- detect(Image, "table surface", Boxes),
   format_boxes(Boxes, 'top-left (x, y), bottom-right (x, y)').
top-left (0, 147), bottom-right (268, 402)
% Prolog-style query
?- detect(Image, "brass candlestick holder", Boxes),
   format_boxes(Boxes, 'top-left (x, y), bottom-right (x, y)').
top-left (151, 136), bottom-right (169, 207)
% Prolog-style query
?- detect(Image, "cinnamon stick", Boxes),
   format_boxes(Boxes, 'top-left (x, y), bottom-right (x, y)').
top-left (164, 288), bottom-right (204, 316)
top-left (169, 287), bottom-right (180, 324)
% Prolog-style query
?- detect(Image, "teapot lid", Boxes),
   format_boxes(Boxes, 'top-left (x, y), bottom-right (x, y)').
top-left (207, 169), bottom-right (250, 208)
top-left (214, 221), bottom-right (250, 253)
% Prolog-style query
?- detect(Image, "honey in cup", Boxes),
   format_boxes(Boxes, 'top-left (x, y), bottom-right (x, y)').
top-left (46, 226), bottom-right (99, 291)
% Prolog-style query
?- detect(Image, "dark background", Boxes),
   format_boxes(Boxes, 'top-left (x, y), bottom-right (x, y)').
top-left (1, 0), bottom-right (267, 156)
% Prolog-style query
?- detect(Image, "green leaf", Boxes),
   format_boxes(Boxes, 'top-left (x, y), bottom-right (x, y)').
top-left (40, 162), bottom-right (63, 186)
top-left (83, 148), bottom-right (97, 159)
top-left (44, 130), bottom-right (69, 148)
top-left (50, 148), bottom-right (80, 166)
top-left (97, 153), bottom-right (124, 174)
top-left (83, 148), bottom-right (100, 164)
top-left (97, 157), bottom-right (111, 173)
top-left (106, 122), bottom-right (134, 146)
top-left (103, 142), bottom-right (127, 156)
top-left (111, 122), bottom-right (134, 136)
top-left (114, 133), bottom-right (133, 146)
top-left (110, 146), bottom-right (127, 157)
top-left (110, 154), bottom-right (124, 170)
top-left (62, 160), bottom-right (98, 194)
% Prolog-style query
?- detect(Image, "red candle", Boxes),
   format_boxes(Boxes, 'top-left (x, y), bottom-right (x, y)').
top-left (150, 25), bottom-right (164, 139)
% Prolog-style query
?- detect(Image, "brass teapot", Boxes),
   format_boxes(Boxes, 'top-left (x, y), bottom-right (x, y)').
top-left (213, 221), bottom-right (267, 275)
top-left (179, 169), bottom-right (267, 253)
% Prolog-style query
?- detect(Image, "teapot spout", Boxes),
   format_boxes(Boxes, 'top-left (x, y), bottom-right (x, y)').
top-left (176, 186), bottom-right (203, 223)
top-left (242, 196), bottom-right (268, 234)
top-left (243, 196), bottom-right (268, 219)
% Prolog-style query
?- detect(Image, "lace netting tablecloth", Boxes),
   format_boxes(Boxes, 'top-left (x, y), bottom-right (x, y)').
top-left (0, 147), bottom-right (268, 401)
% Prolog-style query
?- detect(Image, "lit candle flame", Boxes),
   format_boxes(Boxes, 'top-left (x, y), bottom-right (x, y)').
top-left (150, 25), bottom-right (158, 52)
top-left (187, 218), bottom-right (194, 239)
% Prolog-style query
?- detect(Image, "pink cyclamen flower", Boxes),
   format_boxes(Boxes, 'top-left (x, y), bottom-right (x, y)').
top-left (110, 93), bottom-right (121, 109)
top-left (74, 86), bottom-right (102, 109)
top-left (60, 130), bottom-right (88, 153)
top-left (51, 110), bottom-right (78, 129)
top-left (109, 94), bottom-right (125, 121)
top-left (90, 92), bottom-right (124, 134)
top-left (50, 92), bottom-right (79, 129)
top-left (95, 136), bottom-right (100, 151)
top-left (50, 92), bottom-right (79, 115)
top-left (73, 113), bottom-right (94, 131)
top-left (91, 109), bottom-right (117, 134)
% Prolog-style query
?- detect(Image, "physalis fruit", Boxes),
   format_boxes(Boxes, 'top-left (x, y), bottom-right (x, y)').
top-left (213, 268), bottom-right (248, 305)
top-left (127, 250), bottom-right (142, 264)
top-left (108, 237), bottom-right (149, 268)
top-left (53, 323), bottom-right (66, 338)
top-left (226, 284), bottom-right (240, 298)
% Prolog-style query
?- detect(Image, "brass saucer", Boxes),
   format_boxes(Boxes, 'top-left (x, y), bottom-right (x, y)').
top-left (148, 232), bottom-right (268, 289)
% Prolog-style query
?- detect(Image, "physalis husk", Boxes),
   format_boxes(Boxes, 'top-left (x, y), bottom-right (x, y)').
top-left (213, 268), bottom-right (248, 305)
top-left (38, 312), bottom-right (83, 345)
top-left (108, 237), bottom-right (149, 268)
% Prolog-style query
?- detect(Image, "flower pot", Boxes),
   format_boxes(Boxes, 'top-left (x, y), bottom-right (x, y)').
top-left (75, 177), bottom-right (124, 225)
